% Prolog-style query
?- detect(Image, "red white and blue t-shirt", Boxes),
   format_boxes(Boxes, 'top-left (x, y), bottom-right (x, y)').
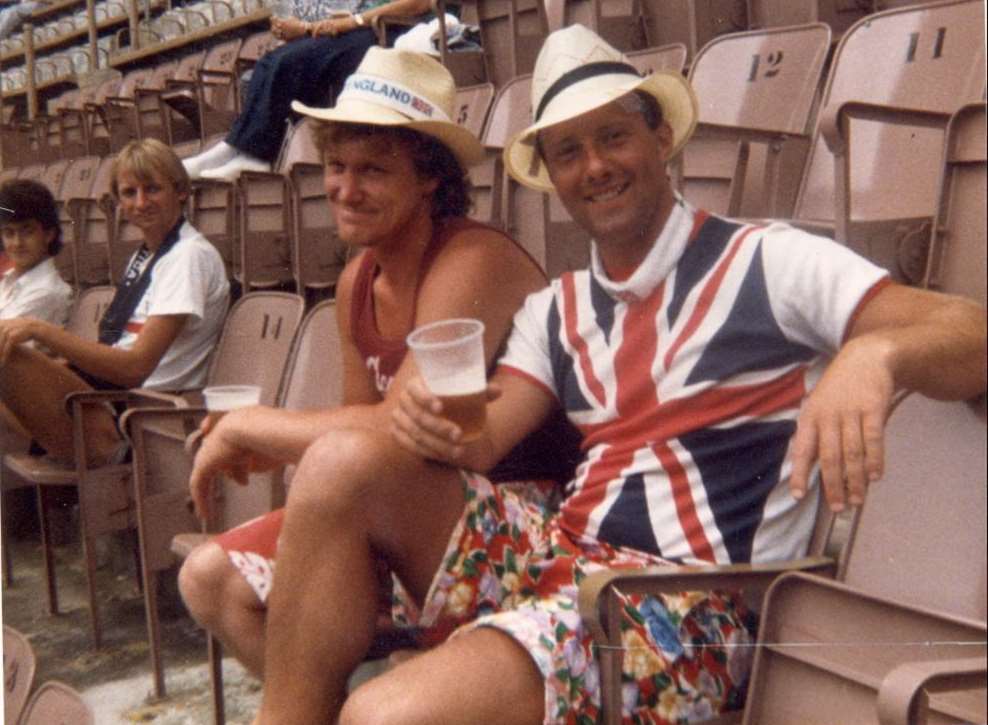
top-left (498, 199), bottom-right (890, 566)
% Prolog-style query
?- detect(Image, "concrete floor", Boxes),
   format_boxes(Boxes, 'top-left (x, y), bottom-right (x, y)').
top-left (1, 510), bottom-right (263, 724)
top-left (1, 501), bottom-right (388, 724)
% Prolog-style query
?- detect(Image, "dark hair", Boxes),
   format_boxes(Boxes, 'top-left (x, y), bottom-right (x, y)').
top-left (534, 90), bottom-right (665, 162)
top-left (316, 122), bottom-right (472, 222)
top-left (0, 178), bottom-right (63, 256)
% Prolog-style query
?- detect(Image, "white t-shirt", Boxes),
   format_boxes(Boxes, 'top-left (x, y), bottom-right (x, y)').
top-left (0, 257), bottom-right (72, 325)
top-left (114, 220), bottom-right (229, 390)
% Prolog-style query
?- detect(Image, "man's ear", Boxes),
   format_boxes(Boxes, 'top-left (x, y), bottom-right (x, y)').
top-left (655, 121), bottom-right (675, 158)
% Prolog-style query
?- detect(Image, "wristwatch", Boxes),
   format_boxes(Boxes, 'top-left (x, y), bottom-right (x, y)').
top-left (353, 12), bottom-right (366, 26)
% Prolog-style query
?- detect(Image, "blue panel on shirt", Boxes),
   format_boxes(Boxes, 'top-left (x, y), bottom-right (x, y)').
top-left (590, 273), bottom-right (617, 346)
top-left (667, 216), bottom-right (741, 328)
top-left (679, 420), bottom-right (794, 563)
top-left (688, 243), bottom-right (816, 385)
top-left (548, 297), bottom-right (592, 411)
top-left (597, 472), bottom-right (662, 556)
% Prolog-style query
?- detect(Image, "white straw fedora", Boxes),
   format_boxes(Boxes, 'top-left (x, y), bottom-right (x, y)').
top-left (504, 25), bottom-right (698, 192)
top-left (292, 47), bottom-right (485, 168)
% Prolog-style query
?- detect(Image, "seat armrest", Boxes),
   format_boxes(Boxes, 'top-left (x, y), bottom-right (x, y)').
top-left (819, 100), bottom-right (950, 158)
top-left (578, 556), bottom-right (837, 643)
top-left (877, 657), bottom-right (987, 725)
top-left (119, 404), bottom-right (208, 445)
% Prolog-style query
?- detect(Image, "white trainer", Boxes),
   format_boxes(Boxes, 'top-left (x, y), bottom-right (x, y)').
top-left (199, 154), bottom-right (272, 183)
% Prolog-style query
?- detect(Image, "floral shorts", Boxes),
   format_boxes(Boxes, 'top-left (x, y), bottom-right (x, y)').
top-left (393, 472), bottom-right (754, 725)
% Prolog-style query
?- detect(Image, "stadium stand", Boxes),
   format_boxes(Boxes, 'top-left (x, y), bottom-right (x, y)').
top-left (1, 0), bottom-right (986, 721)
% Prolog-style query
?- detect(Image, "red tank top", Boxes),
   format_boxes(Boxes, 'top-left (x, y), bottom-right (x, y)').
top-left (350, 217), bottom-right (512, 395)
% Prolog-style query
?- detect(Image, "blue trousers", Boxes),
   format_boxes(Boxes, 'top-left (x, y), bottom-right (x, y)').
top-left (226, 28), bottom-right (379, 162)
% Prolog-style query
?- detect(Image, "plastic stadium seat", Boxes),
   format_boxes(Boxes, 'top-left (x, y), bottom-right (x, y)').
top-left (640, 0), bottom-right (748, 61)
top-left (125, 297), bottom-right (333, 707)
top-left (681, 22), bottom-right (832, 218)
top-left (923, 102), bottom-right (986, 306)
top-left (795, 0), bottom-right (985, 278)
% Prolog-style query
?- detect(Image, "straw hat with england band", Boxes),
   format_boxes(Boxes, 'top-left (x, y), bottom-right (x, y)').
top-left (291, 47), bottom-right (485, 169)
top-left (504, 24), bottom-right (699, 193)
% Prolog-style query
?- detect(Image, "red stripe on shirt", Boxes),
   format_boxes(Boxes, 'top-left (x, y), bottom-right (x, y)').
top-left (125, 321), bottom-right (144, 335)
top-left (559, 444), bottom-right (637, 542)
top-left (663, 224), bottom-right (764, 371)
top-left (614, 280), bottom-right (666, 415)
top-left (578, 364), bottom-right (808, 452)
top-left (496, 364), bottom-right (559, 402)
top-left (561, 273), bottom-right (607, 407)
top-left (652, 439), bottom-right (716, 562)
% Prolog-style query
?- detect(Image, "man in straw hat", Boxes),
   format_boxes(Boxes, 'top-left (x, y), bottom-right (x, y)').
top-left (182, 46), bottom-right (576, 683)
top-left (253, 26), bottom-right (986, 724)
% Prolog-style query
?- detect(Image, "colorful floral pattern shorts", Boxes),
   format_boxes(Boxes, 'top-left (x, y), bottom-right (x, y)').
top-left (393, 472), bottom-right (754, 725)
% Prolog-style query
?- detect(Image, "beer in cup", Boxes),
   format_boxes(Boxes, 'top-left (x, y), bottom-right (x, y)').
top-left (407, 318), bottom-right (487, 441)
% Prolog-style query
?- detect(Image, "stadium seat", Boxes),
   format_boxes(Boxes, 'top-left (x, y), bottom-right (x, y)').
top-left (681, 22), bottom-right (832, 218)
top-left (160, 38), bottom-right (244, 144)
top-left (923, 102), bottom-right (986, 306)
top-left (63, 155), bottom-right (116, 288)
top-left (124, 295), bottom-right (328, 702)
top-left (3, 624), bottom-right (36, 725)
top-left (544, 0), bottom-right (647, 51)
top-left (747, 0), bottom-right (867, 37)
top-left (640, 0), bottom-right (748, 61)
top-left (743, 393), bottom-right (987, 724)
top-left (796, 0), bottom-right (986, 278)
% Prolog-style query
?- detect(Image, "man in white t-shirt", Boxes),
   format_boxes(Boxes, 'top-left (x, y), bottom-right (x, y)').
top-left (0, 139), bottom-right (229, 464)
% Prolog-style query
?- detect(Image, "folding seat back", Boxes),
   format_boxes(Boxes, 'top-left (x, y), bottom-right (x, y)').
top-left (190, 169), bottom-right (239, 281)
top-left (19, 681), bottom-right (94, 725)
top-left (3, 625), bottom-right (36, 725)
top-left (793, 0), bottom-right (986, 275)
top-left (747, 0), bottom-right (868, 37)
top-left (640, 0), bottom-right (748, 60)
top-left (205, 292), bottom-right (306, 405)
top-left (545, 0), bottom-right (647, 51)
top-left (150, 51), bottom-right (207, 144)
top-left (744, 393), bottom-right (987, 725)
top-left (65, 285), bottom-right (115, 340)
top-left (625, 42), bottom-right (688, 75)
top-left (98, 67), bottom-right (153, 153)
top-left (683, 22), bottom-right (831, 218)
top-left (38, 158), bottom-right (72, 201)
top-left (472, 0), bottom-right (549, 88)
top-left (288, 119), bottom-right (347, 298)
top-left (454, 82), bottom-right (496, 139)
top-left (53, 156), bottom-right (102, 285)
top-left (472, 75), bottom-right (530, 229)
top-left (238, 122), bottom-right (314, 292)
top-left (195, 38), bottom-right (244, 140)
top-left (234, 30), bottom-right (281, 110)
top-left (924, 102), bottom-right (986, 306)
top-left (68, 155), bottom-right (116, 287)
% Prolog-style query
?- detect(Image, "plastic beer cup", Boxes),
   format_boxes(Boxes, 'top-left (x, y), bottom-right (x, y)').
top-left (406, 318), bottom-right (487, 441)
top-left (203, 384), bottom-right (262, 414)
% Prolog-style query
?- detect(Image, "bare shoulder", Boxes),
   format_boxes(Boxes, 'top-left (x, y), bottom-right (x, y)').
top-left (430, 221), bottom-right (545, 288)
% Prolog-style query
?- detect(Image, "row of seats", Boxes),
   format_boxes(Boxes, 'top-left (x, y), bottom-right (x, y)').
top-left (2, 2), bottom-right (985, 304)
top-left (0, 0), bottom-right (958, 166)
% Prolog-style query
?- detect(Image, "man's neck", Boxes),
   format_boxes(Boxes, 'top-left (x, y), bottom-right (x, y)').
top-left (596, 197), bottom-right (675, 281)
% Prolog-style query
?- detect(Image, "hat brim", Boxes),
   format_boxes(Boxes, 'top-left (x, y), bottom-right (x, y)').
top-left (503, 70), bottom-right (698, 192)
top-left (291, 98), bottom-right (486, 169)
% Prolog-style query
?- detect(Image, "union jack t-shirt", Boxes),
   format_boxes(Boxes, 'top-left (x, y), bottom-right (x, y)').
top-left (498, 200), bottom-right (890, 566)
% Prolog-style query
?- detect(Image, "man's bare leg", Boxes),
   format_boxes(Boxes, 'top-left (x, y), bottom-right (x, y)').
top-left (341, 627), bottom-right (545, 725)
top-left (0, 345), bottom-right (119, 464)
top-left (255, 428), bottom-right (468, 724)
top-left (178, 542), bottom-right (267, 676)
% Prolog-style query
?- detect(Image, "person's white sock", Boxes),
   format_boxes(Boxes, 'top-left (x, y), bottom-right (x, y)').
top-left (199, 153), bottom-right (271, 182)
top-left (183, 142), bottom-right (240, 178)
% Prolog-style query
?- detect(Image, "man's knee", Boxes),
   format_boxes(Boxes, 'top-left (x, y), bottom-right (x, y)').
top-left (338, 674), bottom-right (420, 725)
top-left (286, 428), bottom-right (406, 515)
top-left (178, 542), bottom-right (232, 623)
